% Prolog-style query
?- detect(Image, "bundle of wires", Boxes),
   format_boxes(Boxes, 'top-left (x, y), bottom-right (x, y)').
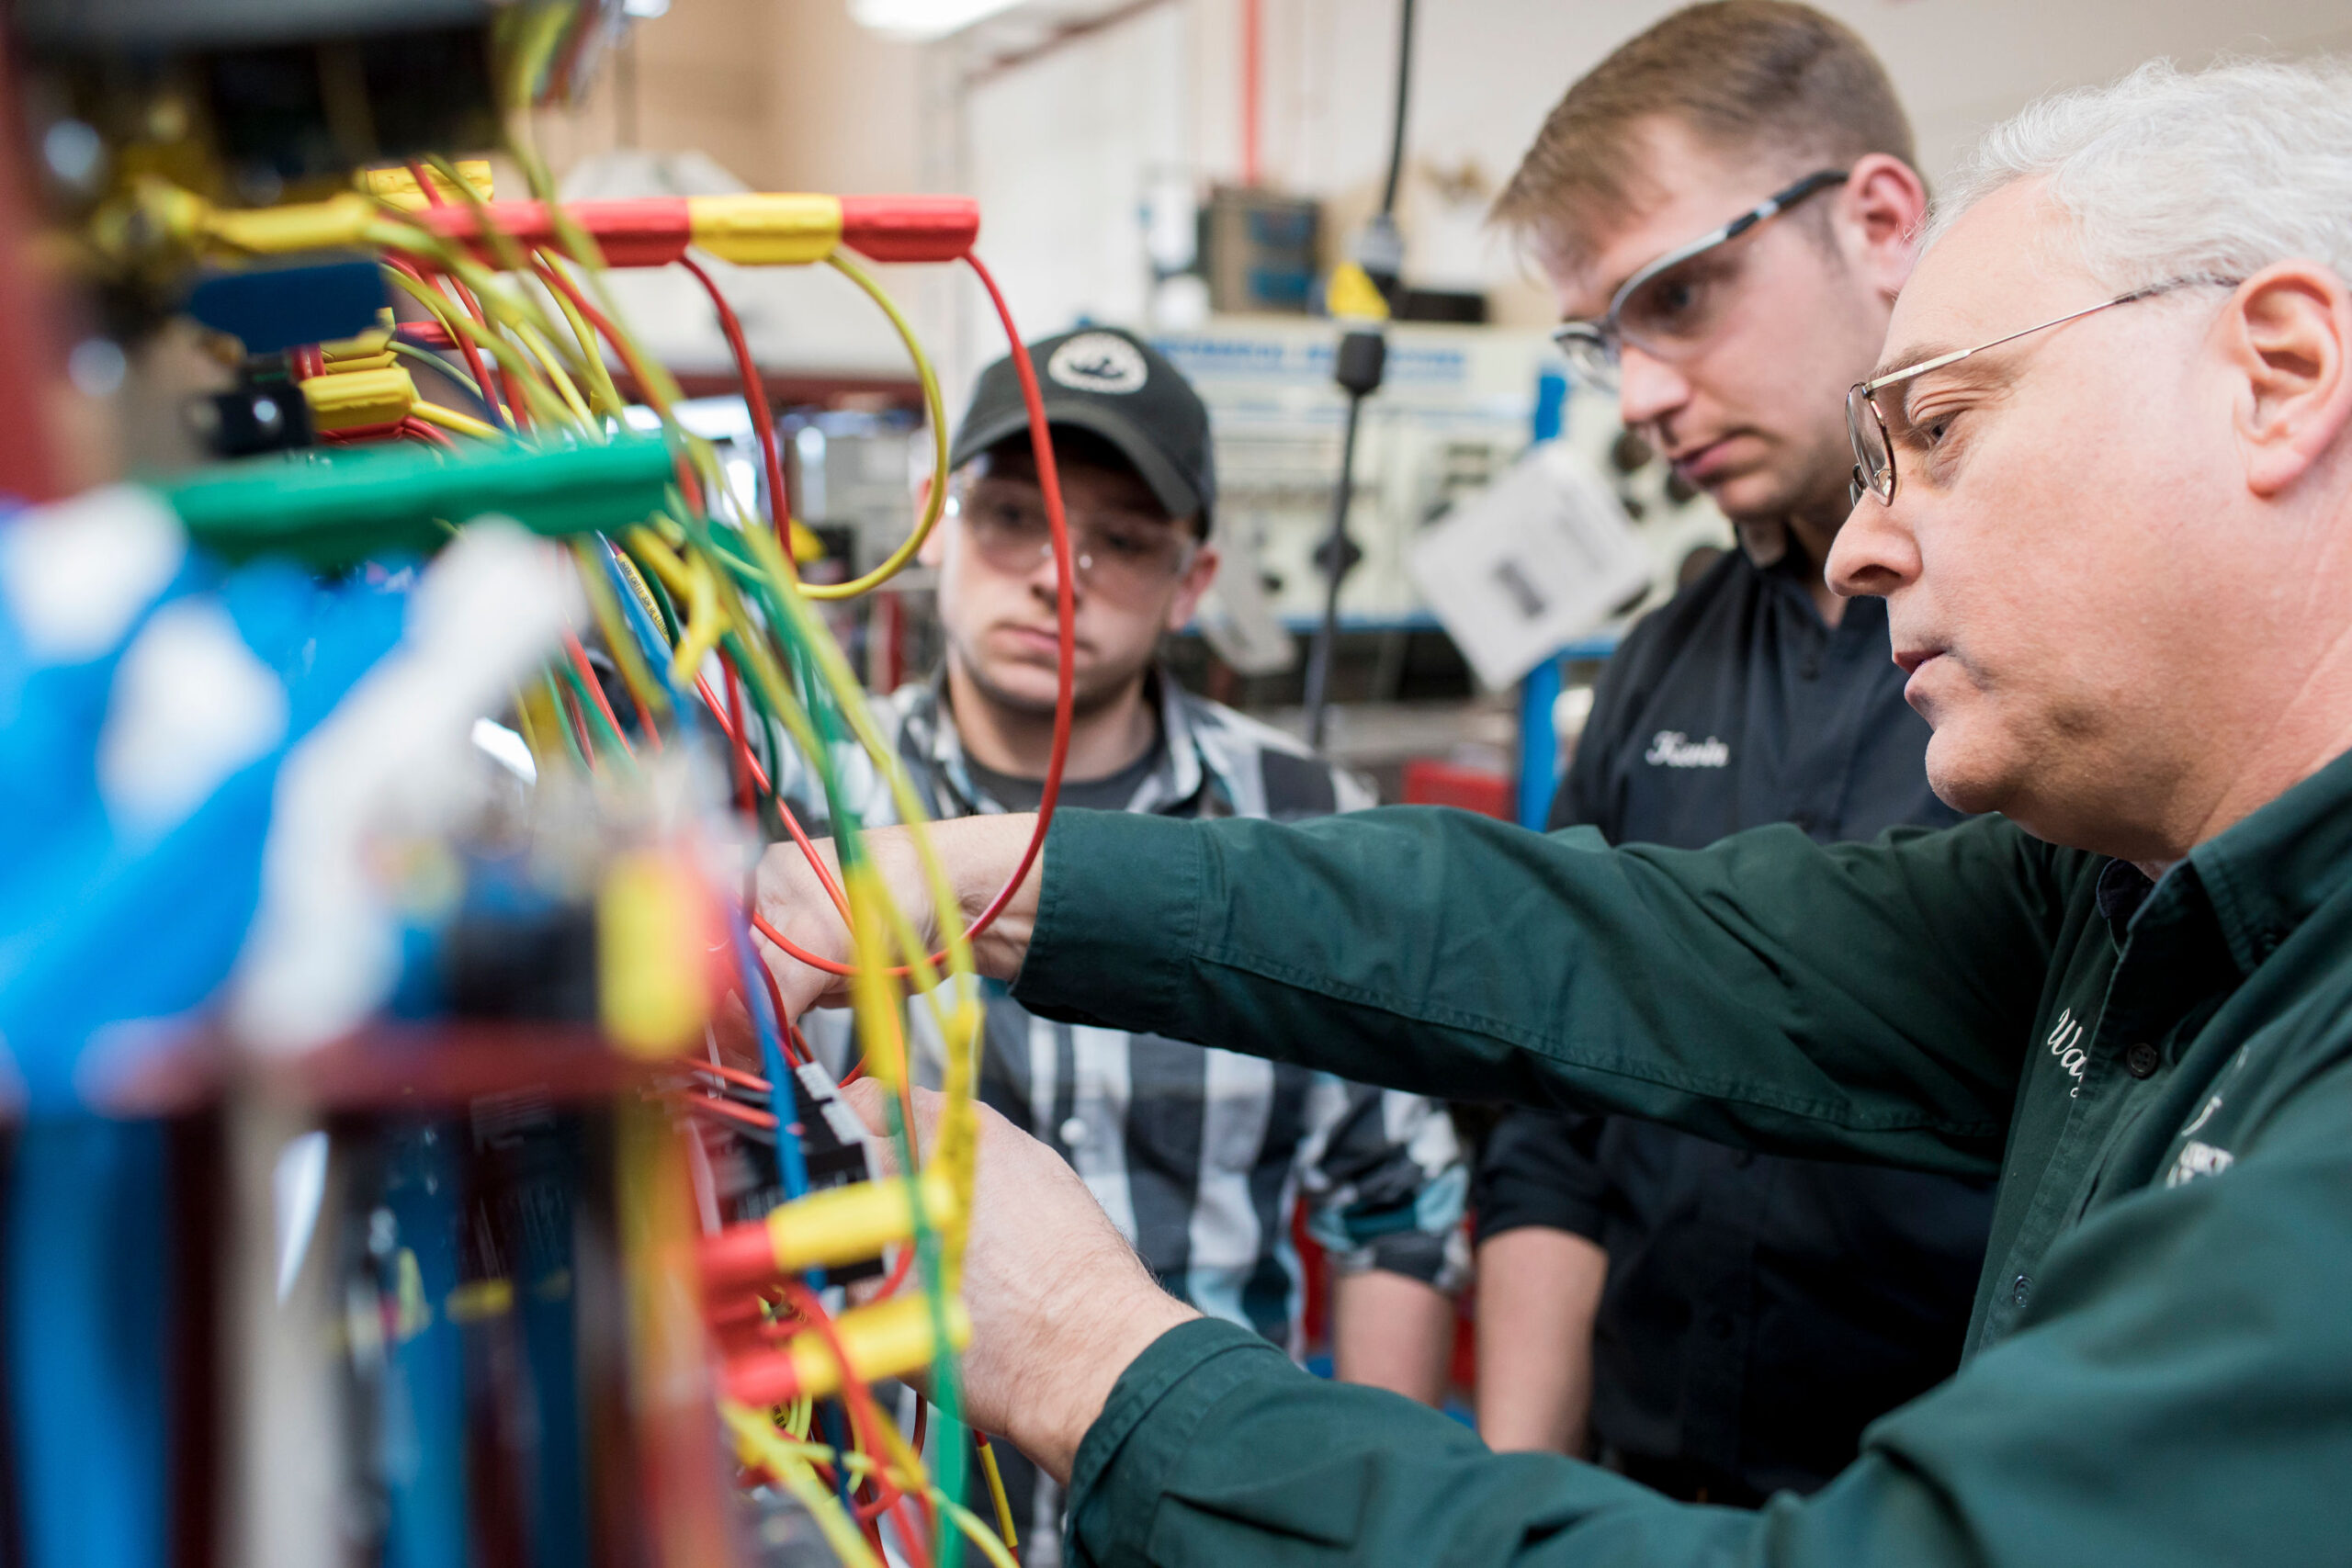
top-left (317, 48), bottom-right (1077, 1563)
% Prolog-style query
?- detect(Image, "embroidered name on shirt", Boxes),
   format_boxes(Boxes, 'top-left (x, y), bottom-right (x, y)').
top-left (2047, 1007), bottom-right (2088, 1099)
top-left (1645, 731), bottom-right (1731, 768)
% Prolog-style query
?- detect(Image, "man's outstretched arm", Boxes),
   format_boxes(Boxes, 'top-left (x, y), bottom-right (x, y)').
top-left (761, 805), bottom-right (2072, 1176)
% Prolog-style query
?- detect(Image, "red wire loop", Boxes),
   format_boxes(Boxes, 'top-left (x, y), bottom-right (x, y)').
top-left (678, 253), bottom-right (795, 551)
top-left (749, 249), bottom-right (1072, 987)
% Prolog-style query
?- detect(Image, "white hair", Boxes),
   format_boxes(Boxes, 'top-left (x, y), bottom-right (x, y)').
top-left (1926, 55), bottom-right (2352, 294)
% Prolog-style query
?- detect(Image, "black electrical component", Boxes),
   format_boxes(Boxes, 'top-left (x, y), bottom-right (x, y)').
top-left (187, 376), bottom-right (316, 457)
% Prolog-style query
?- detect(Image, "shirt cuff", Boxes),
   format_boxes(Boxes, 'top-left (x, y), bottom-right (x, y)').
top-left (1012, 807), bottom-right (1204, 1034)
top-left (1065, 1317), bottom-right (1290, 1561)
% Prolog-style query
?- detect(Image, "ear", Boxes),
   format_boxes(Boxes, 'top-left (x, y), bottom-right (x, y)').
top-left (2222, 262), bottom-right (2352, 499)
top-left (916, 474), bottom-right (949, 569)
top-left (1837, 153), bottom-right (1928, 301)
top-left (1164, 540), bottom-right (1220, 633)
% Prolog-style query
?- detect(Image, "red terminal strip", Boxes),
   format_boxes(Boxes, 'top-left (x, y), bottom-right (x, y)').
top-left (838, 196), bottom-right (981, 262)
top-left (409, 194), bottom-right (980, 270)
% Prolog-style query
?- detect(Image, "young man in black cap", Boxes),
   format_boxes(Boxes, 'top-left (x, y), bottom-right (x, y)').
top-left (780, 326), bottom-right (1468, 1561)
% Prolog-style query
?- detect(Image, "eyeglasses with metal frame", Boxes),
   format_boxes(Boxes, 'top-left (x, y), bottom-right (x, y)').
top-left (1550, 167), bottom-right (1851, 390)
top-left (1846, 276), bottom-right (2240, 507)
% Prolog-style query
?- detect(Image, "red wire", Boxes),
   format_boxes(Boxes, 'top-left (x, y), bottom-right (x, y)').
top-left (556, 679), bottom-right (601, 774)
top-left (724, 656), bottom-right (756, 816)
top-left (381, 253), bottom-right (507, 434)
top-left (746, 250), bottom-right (1072, 984)
top-left (564, 633), bottom-right (636, 761)
top-left (400, 417), bottom-right (457, 449)
top-left (678, 253), bottom-right (793, 549)
top-left (691, 1059), bottom-right (772, 1094)
top-left (692, 669), bottom-right (853, 921)
top-left (778, 1282), bottom-right (937, 1567)
top-left (530, 256), bottom-right (706, 510)
top-left (662, 1089), bottom-right (778, 1132)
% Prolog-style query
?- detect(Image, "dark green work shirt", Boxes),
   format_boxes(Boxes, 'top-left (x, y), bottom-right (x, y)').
top-left (1010, 748), bottom-right (2352, 1566)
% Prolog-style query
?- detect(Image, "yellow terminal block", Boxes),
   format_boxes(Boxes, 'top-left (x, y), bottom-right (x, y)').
top-left (300, 365), bottom-right (416, 433)
top-left (766, 1172), bottom-right (960, 1276)
top-left (775, 1295), bottom-right (972, 1403)
top-left (363, 160), bottom-right (495, 211)
top-left (685, 194), bottom-right (843, 266)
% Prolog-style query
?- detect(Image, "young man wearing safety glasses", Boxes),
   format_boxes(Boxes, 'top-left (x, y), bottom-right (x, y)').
top-left (1468, 1), bottom-right (1995, 1506)
top-left (776, 325), bottom-right (1467, 1561)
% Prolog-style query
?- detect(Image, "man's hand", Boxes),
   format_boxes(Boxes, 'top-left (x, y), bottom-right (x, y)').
top-left (754, 814), bottom-right (1046, 1019)
top-left (837, 1078), bottom-right (1200, 1483)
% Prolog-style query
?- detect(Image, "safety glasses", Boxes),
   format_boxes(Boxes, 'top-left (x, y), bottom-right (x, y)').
top-left (1551, 168), bottom-right (1849, 389)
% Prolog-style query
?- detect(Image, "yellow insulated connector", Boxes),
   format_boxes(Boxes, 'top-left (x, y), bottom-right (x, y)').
top-left (598, 852), bottom-right (716, 1058)
top-left (206, 191), bottom-right (377, 255)
top-left (733, 1295), bottom-right (973, 1406)
top-left (777, 1173), bottom-right (958, 1276)
top-left (685, 194), bottom-right (843, 266)
top-left (300, 365), bottom-right (416, 433)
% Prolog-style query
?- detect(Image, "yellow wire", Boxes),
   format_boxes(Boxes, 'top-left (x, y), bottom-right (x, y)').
top-left (409, 400), bottom-right (502, 441)
top-left (379, 261), bottom-right (575, 432)
top-left (797, 251), bottom-right (951, 601)
top-left (517, 319), bottom-right (594, 424)
top-left (720, 1404), bottom-right (884, 1568)
top-left (976, 1438), bottom-right (1018, 1551)
top-left (534, 249), bottom-right (628, 415)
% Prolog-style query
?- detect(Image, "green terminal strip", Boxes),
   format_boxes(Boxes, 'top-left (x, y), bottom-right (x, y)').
top-left (159, 437), bottom-right (679, 570)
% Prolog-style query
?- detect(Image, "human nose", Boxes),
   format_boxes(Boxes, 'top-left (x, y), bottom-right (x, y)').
top-left (1612, 341), bottom-right (1692, 430)
top-left (1023, 534), bottom-right (1089, 603)
top-left (1825, 487), bottom-right (1922, 600)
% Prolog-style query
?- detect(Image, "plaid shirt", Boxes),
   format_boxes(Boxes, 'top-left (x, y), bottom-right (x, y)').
top-left (778, 672), bottom-right (1470, 1338)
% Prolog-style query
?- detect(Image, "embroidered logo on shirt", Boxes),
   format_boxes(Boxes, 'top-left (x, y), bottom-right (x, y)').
top-left (2165, 1140), bottom-right (2234, 1187)
top-left (2047, 1007), bottom-right (2089, 1099)
top-left (1644, 730), bottom-right (1730, 768)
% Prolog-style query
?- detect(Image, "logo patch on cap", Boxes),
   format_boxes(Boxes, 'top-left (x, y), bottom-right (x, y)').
top-left (1046, 333), bottom-right (1148, 396)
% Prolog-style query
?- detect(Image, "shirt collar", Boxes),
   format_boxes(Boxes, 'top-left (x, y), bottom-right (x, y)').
top-left (905, 666), bottom-right (1219, 818)
top-left (1736, 517), bottom-right (1789, 568)
top-left (2183, 744), bottom-right (2352, 977)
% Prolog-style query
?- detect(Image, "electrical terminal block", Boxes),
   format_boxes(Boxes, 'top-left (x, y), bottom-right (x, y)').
top-left (720, 1295), bottom-right (974, 1407)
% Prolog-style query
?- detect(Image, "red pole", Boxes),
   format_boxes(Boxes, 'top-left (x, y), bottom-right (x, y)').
top-left (1240, 0), bottom-right (1263, 186)
top-left (0, 33), bottom-right (64, 505)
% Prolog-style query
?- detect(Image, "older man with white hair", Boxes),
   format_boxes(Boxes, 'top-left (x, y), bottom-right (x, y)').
top-left (758, 56), bottom-right (2352, 1566)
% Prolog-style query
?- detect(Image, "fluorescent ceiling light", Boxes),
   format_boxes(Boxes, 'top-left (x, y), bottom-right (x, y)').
top-left (849, 0), bottom-right (1027, 41)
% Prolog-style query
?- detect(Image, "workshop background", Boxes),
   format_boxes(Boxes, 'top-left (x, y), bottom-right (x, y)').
top-left (537, 0), bottom-right (2352, 821)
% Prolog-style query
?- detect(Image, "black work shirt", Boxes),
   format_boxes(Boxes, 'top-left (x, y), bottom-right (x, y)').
top-left (1474, 538), bottom-right (1996, 1502)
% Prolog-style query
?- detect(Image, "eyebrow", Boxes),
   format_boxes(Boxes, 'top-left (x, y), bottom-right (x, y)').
top-left (1887, 353), bottom-right (2020, 427)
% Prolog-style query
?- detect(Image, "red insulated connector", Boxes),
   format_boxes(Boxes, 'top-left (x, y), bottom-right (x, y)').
top-left (839, 196), bottom-right (979, 262)
top-left (414, 197), bottom-right (695, 269)
top-left (700, 1216), bottom-right (784, 1293)
top-left (722, 1347), bottom-right (804, 1407)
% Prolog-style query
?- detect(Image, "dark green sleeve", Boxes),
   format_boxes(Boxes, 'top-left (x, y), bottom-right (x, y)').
top-left (1014, 806), bottom-right (2075, 1176)
top-left (1065, 1055), bottom-right (2352, 1568)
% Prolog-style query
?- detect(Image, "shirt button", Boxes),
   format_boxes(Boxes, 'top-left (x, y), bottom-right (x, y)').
top-left (2012, 1274), bottom-right (2032, 1308)
top-left (1058, 1117), bottom-right (1088, 1147)
top-left (2126, 1042), bottom-right (2162, 1078)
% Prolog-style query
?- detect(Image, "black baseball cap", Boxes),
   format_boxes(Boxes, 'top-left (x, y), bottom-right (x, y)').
top-left (948, 326), bottom-right (1217, 536)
